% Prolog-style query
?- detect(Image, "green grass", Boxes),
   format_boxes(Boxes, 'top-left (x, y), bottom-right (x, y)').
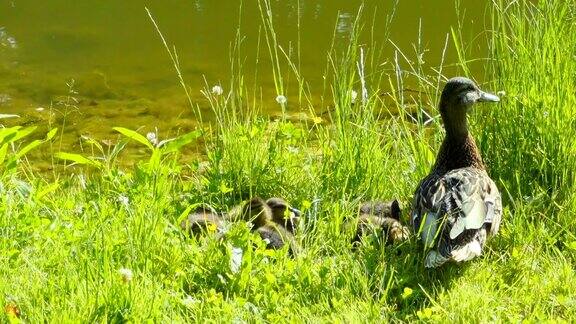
top-left (2, 0), bottom-right (576, 322)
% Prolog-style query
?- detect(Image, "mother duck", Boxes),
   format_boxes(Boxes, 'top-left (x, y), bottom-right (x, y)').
top-left (412, 77), bottom-right (503, 268)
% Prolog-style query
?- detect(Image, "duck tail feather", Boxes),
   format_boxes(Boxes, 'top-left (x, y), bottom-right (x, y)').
top-left (425, 250), bottom-right (450, 268)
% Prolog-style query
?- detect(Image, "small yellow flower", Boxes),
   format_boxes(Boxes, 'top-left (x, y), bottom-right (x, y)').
top-left (312, 116), bottom-right (323, 124)
top-left (5, 303), bottom-right (20, 318)
top-left (401, 287), bottom-right (413, 299)
top-left (417, 307), bottom-right (433, 319)
top-left (205, 223), bottom-right (216, 234)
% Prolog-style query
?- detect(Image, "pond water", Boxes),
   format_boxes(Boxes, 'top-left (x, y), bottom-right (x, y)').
top-left (0, 0), bottom-right (489, 156)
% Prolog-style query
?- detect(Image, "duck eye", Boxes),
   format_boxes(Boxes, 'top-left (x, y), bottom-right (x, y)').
top-left (461, 92), bottom-right (478, 105)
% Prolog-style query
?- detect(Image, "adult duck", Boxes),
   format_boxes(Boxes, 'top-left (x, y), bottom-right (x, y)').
top-left (412, 77), bottom-right (502, 268)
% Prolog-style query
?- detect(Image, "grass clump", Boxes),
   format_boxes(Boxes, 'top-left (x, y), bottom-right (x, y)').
top-left (1, 0), bottom-right (576, 322)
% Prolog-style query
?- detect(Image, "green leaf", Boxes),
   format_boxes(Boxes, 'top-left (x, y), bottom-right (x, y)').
top-left (177, 203), bottom-right (203, 225)
top-left (0, 127), bottom-right (20, 145)
top-left (10, 126), bottom-right (37, 143)
top-left (45, 128), bottom-right (58, 141)
top-left (14, 139), bottom-right (42, 159)
top-left (0, 143), bottom-right (8, 166)
top-left (4, 128), bottom-right (59, 169)
top-left (35, 180), bottom-right (61, 201)
top-left (113, 127), bottom-right (154, 150)
top-left (55, 152), bottom-right (103, 169)
top-left (218, 181), bottom-right (233, 194)
top-left (160, 129), bottom-right (202, 153)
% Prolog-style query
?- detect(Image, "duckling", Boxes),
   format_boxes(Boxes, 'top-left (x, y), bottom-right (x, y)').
top-left (359, 199), bottom-right (401, 218)
top-left (237, 197), bottom-right (299, 253)
top-left (351, 199), bottom-right (410, 245)
top-left (180, 204), bottom-right (224, 237)
top-left (412, 77), bottom-right (502, 268)
top-left (223, 197), bottom-right (267, 225)
top-left (266, 197), bottom-right (301, 234)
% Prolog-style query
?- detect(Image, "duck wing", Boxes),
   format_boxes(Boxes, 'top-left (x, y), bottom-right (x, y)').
top-left (442, 168), bottom-right (502, 239)
top-left (412, 167), bottom-right (502, 242)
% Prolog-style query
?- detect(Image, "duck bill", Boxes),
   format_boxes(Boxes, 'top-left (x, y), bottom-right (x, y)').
top-left (478, 91), bottom-right (500, 103)
top-left (289, 206), bottom-right (302, 217)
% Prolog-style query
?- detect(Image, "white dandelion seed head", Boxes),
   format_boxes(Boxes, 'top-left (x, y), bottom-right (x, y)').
top-left (211, 85), bottom-right (224, 96)
top-left (118, 268), bottom-right (133, 283)
top-left (350, 90), bottom-right (358, 103)
top-left (74, 204), bottom-right (84, 215)
top-left (182, 295), bottom-right (198, 307)
top-left (275, 95), bottom-right (287, 105)
top-left (117, 195), bottom-right (129, 207)
top-left (146, 131), bottom-right (158, 146)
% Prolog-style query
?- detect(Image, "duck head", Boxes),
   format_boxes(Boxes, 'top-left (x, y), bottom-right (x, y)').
top-left (439, 77), bottom-right (500, 136)
top-left (266, 197), bottom-right (301, 233)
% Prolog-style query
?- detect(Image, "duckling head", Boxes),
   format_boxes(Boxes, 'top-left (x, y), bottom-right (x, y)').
top-left (242, 197), bottom-right (270, 229)
top-left (359, 199), bottom-right (401, 220)
top-left (439, 77), bottom-right (500, 136)
top-left (266, 197), bottom-right (301, 233)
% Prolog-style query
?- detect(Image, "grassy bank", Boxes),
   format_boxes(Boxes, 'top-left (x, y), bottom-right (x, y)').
top-left (1, 0), bottom-right (576, 322)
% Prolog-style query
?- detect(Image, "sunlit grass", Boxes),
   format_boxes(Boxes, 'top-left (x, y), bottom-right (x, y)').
top-left (1, 0), bottom-right (575, 322)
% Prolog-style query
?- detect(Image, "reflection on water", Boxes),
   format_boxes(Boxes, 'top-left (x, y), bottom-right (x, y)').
top-left (336, 12), bottom-right (352, 36)
top-left (0, 27), bottom-right (18, 49)
top-left (0, 0), bottom-right (489, 156)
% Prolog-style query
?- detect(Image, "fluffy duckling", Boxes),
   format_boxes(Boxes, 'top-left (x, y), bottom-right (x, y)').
top-left (180, 204), bottom-right (224, 237)
top-left (239, 197), bottom-right (299, 253)
top-left (266, 197), bottom-right (301, 234)
top-left (412, 77), bottom-right (502, 268)
top-left (351, 199), bottom-right (410, 245)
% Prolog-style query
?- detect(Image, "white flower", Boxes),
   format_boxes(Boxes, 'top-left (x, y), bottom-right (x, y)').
top-left (182, 295), bottom-right (198, 307)
top-left (74, 204), bottom-right (84, 215)
top-left (350, 90), bottom-right (358, 103)
top-left (211, 85), bottom-right (223, 96)
top-left (497, 90), bottom-right (506, 97)
top-left (118, 195), bottom-right (129, 207)
top-left (146, 131), bottom-right (158, 146)
top-left (275, 95), bottom-right (287, 105)
top-left (543, 111), bottom-right (549, 118)
top-left (118, 268), bottom-right (133, 283)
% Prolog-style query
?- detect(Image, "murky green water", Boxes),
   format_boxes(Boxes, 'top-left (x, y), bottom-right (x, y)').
top-left (0, 0), bottom-right (488, 156)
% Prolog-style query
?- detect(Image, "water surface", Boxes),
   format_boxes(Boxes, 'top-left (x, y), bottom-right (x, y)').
top-left (0, 0), bottom-right (489, 155)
